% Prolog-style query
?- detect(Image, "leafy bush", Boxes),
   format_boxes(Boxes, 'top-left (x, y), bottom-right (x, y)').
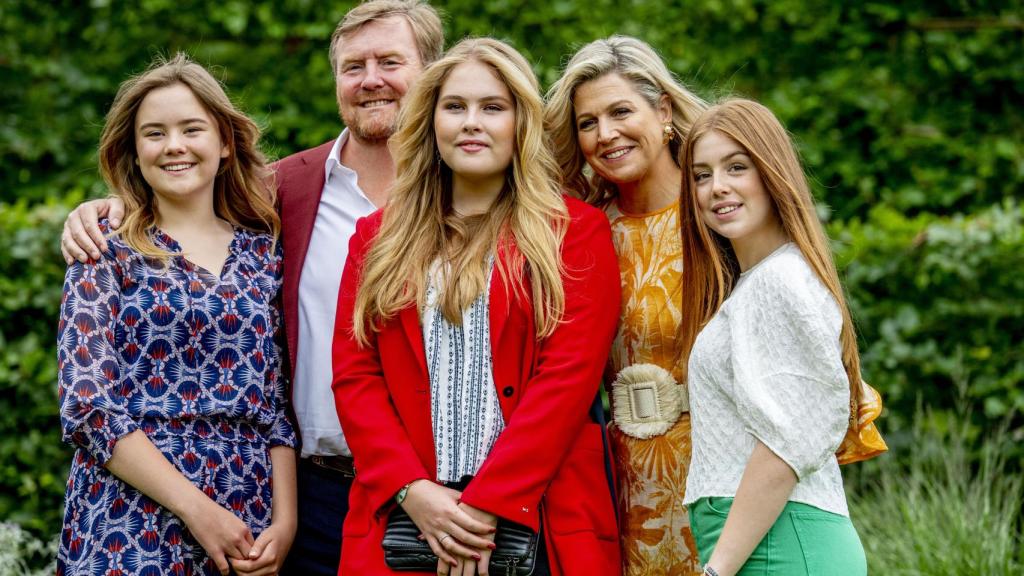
top-left (0, 522), bottom-right (57, 576)
top-left (0, 197), bottom-right (77, 535)
top-left (831, 200), bottom-right (1024, 440)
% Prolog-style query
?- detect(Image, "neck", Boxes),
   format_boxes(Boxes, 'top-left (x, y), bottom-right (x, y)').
top-left (153, 191), bottom-right (222, 233)
top-left (615, 153), bottom-right (681, 214)
top-left (451, 172), bottom-right (504, 216)
top-left (340, 131), bottom-right (396, 207)
top-left (732, 225), bottom-right (790, 272)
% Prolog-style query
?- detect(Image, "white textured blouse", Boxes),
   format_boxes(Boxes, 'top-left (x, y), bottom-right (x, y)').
top-left (422, 261), bottom-right (505, 483)
top-left (683, 243), bottom-right (851, 516)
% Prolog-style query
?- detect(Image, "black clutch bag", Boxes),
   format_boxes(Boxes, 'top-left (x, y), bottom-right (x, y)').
top-left (382, 506), bottom-right (539, 575)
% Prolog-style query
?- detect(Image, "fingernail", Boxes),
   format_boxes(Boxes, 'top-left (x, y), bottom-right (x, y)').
top-left (487, 542), bottom-right (496, 550)
top-left (473, 553), bottom-right (481, 560)
top-left (488, 528), bottom-right (497, 533)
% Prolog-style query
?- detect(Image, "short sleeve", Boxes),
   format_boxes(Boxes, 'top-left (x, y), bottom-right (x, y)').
top-left (727, 256), bottom-right (850, 480)
top-left (57, 238), bottom-right (138, 465)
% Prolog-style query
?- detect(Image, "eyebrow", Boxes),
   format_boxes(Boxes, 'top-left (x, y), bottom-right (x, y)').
top-left (438, 94), bottom-right (513, 105)
top-left (341, 52), bottom-right (405, 66)
top-left (137, 118), bottom-right (211, 131)
top-left (693, 150), bottom-right (749, 167)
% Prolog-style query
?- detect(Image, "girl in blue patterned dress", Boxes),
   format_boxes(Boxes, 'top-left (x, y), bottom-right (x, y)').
top-left (57, 53), bottom-right (298, 576)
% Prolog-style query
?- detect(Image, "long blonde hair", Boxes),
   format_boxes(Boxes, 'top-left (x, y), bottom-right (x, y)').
top-left (352, 38), bottom-right (568, 345)
top-left (98, 53), bottom-right (279, 259)
top-left (678, 98), bottom-right (862, 409)
top-left (545, 35), bottom-right (707, 207)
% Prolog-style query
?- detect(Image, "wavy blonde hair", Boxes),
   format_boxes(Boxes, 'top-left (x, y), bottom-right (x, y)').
top-left (545, 35), bottom-right (707, 207)
top-left (678, 98), bottom-right (862, 412)
top-left (98, 53), bottom-right (279, 260)
top-left (352, 38), bottom-right (568, 345)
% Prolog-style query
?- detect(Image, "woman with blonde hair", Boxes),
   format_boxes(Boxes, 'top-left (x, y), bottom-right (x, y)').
top-left (331, 37), bottom-right (622, 576)
top-left (679, 98), bottom-right (870, 575)
top-left (545, 35), bottom-right (707, 575)
top-left (57, 53), bottom-right (297, 575)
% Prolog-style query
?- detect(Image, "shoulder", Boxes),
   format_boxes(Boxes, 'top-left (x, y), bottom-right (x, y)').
top-left (738, 245), bottom-right (839, 326)
top-left (270, 140), bottom-right (335, 187)
top-left (563, 195), bottom-right (612, 240)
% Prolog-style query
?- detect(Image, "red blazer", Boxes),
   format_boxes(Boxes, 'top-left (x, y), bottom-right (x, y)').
top-left (331, 197), bottom-right (623, 575)
top-left (273, 140), bottom-right (334, 380)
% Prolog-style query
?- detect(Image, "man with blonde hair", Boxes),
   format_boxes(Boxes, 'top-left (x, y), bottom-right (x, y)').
top-left (59, 2), bottom-right (445, 573)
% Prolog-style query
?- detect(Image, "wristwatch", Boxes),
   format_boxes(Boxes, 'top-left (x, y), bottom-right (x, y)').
top-left (395, 481), bottom-right (415, 505)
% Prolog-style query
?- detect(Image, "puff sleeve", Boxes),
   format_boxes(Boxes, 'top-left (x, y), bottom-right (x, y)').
top-left (726, 258), bottom-right (850, 480)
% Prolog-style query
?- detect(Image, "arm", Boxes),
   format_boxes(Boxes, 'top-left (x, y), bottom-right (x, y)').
top-left (703, 441), bottom-right (797, 576)
top-left (459, 204), bottom-right (621, 527)
top-left (232, 241), bottom-right (299, 575)
top-left (57, 242), bottom-right (252, 575)
top-left (331, 216), bottom-right (495, 567)
top-left (105, 432), bottom-right (256, 575)
top-left (61, 197), bottom-right (125, 264)
top-left (230, 444), bottom-right (298, 576)
top-left (708, 258), bottom-right (850, 574)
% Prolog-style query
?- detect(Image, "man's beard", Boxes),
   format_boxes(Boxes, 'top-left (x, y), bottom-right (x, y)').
top-left (340, 91), bottom-right (401, 142)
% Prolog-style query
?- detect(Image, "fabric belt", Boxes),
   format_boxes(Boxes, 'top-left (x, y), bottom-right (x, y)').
top-left (308, 454), bottom-right (357, 478)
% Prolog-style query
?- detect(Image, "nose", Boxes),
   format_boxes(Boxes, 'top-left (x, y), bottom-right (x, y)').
top-left (711, 170), bottom-right (729, 195)
top-left (462, 106), bottom-right (481, 132)
top-left (361, 61), bottom-right (385, 90)
top-left (596, 118), bottom-right (616, 145)
top-left (164, 131), bottom-right (187, 155)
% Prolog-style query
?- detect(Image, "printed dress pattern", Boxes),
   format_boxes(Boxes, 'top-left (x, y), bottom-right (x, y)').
top-left (606, 202), bottom-right (700, 576)
top-left (56, 224), bottom-right (297, 576)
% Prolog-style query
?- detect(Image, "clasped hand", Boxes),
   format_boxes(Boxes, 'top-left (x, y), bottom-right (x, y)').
top-left (400, 479), bottom-right (499, 576)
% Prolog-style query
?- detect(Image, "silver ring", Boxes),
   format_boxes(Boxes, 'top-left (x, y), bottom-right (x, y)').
top-left (439, 533), bottom-right (452, 545)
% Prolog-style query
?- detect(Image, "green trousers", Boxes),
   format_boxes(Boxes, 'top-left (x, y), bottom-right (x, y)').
top-left (689, 497), bottom-right (867, 575)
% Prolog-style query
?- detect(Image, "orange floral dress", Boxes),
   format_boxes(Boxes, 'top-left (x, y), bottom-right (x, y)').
top-left (605, 201), bottom-right (701, 576)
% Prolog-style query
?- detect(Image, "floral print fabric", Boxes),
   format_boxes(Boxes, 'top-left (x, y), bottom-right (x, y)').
top-left (605, 202), bottom-right (701, 576)
top-left (56, 223), bottom-right (297, 576)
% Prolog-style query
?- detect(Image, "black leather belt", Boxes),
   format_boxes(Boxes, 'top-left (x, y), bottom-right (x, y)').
top-left (308, 454), bottom-right (357, 478)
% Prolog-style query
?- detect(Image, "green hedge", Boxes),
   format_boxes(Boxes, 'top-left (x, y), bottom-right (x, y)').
top-left (2, 0), bottom-right (1021, 547)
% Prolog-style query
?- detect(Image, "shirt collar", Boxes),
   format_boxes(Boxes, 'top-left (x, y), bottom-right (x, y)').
top-left (324, 128), bottom-right (352, 180)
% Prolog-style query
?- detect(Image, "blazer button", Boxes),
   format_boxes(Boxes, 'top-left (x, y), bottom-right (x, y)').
top-left (502, 386), bottom-right (514, 397)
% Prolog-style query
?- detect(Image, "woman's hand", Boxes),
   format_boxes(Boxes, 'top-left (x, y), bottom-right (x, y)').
top-left (229, 520), bottom-right (297, 576)
top-left (398, 480), bottom-right (496, 571)
top-left (178, 496), bottom-right (255, 575)
top-left (454, 503), bottom-right (498, 576)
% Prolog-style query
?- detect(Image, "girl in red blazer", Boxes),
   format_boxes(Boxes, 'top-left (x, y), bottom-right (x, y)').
top-left (331, 38), bottom-right (622, 576)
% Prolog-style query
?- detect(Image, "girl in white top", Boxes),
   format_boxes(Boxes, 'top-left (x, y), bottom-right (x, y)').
top-left (677, 99), bottom-right (867, 576)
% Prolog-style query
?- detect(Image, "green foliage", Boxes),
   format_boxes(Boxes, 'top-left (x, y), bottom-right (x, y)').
top-left (832, 201), bottom-right (1024, 437)
top-left (1, 0), bottom-right (1020, 548)
top-left (0, 522), bottom-right (57, 576)
top-left (847, 396), bottom-right (1024, 575)
top-left (0, 197), bottom-right (77, 535)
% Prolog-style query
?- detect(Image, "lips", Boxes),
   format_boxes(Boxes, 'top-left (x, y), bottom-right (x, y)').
top-left (711, 202), bottom-right (742, 218)
top-left (359, 99), bottom-right (394, 108)
top-left (456, 139), bottom-right (488, 152)
top-left (162, 162), bottom-right (196, 173)
top-left (601, 146), bottom-right (633, 160)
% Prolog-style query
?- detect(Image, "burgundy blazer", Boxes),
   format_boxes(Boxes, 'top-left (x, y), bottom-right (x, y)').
top-left (331, 197), bottom-right (623, 575)
top-left (273, 140), bottom-right (334, 380)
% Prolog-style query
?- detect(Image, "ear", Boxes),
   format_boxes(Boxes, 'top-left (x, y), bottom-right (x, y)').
top-left (657, 93), bottom-right (672, 124)
top-left (220, 143), bottom-right (229, 159)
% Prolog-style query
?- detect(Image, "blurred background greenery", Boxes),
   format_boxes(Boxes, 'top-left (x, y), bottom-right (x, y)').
top-left (2, 0), bottom-right (1021, 572)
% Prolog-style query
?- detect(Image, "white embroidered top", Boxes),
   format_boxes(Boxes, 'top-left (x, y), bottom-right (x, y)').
top-left (422, 261), bottom-right (505, 483)
top-left (684, 243), bottom-right (851, 516)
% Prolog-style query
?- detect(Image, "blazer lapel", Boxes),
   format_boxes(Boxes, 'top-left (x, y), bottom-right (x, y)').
top-left (400, 305), bottom-right (430, 392)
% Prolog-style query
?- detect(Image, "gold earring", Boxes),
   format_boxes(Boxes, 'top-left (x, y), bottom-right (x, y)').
top-left (663, 124), bottom-right (675, 144)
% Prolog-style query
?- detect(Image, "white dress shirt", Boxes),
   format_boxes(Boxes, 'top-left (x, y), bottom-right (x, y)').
top-left (684, 243), bottom-right (851, 516)
top-left (293, 130), bottom-right (378, 458)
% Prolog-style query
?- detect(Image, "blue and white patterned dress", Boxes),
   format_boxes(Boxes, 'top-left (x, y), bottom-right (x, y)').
top-left (56, 221), bottom-right (297, 576)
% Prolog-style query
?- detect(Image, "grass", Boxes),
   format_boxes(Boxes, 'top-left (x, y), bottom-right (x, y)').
top-left (847, 404), bottom-right (1023, 575)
